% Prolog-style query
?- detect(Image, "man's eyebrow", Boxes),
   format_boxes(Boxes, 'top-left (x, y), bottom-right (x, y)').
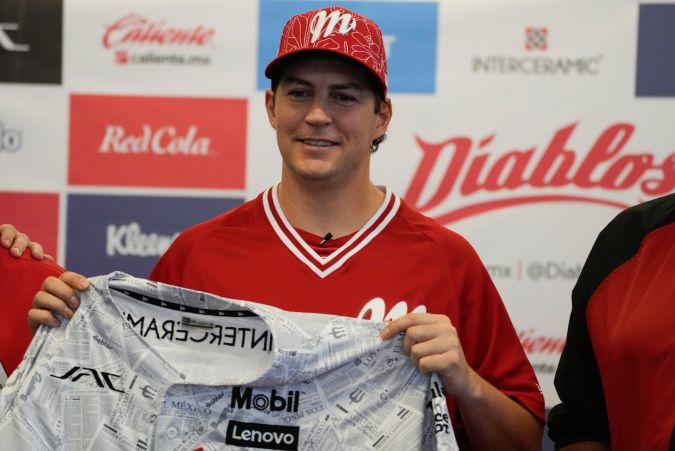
top-left (280, 76), bottom-right (365, 92)
top-left (281, 75), bottom-right (312, 87)
top-left (330, 82), bottom-right (365, 92)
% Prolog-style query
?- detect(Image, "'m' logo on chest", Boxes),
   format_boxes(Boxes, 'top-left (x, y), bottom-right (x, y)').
top-left (357, 298), bottom-right (427, 321)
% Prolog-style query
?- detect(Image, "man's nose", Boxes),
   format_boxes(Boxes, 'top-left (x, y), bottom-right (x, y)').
top-left (305, 100), bottom-right (331, 126)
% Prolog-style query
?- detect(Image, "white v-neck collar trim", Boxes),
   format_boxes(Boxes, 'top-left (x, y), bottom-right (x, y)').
top-left (262, 184), bottom-right (400, 279)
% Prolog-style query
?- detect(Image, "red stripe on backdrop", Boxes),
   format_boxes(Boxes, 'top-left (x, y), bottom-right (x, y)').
top-left (1, 192), bottom-right (59, 259)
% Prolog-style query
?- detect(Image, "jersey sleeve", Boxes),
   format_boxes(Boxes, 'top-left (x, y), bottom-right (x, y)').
top-left (149, 228), bottom-right (196, 286)
top-left (547, 260), bottom-right (610, 447)
top-left (149, 212), bottom-right (223, 287)
top-left (0, 251), bottom-right (64, 382)
top-left (547, 213), bottom-right (621, 446)
top-left (547, 215), bottom-right (616, 447)
top-left (149, 240), bottom-right (181, 285)
top-left (547, 326), bottom-right (609, 447)
top-left (442, 235), bottom-right (545, 429)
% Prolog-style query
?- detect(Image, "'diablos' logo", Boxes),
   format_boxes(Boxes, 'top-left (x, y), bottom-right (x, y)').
top-left (405, 122), bottom-right (675, 224)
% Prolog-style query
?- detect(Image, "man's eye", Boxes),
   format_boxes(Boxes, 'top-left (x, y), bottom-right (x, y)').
top-left (335, 94), bottom-right (357, 103)
top-left (288, 90), bottom-right (309, 98)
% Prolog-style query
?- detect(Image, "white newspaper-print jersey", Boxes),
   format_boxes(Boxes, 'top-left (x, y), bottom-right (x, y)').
top-left (0, 273), bottom-right (458, 451)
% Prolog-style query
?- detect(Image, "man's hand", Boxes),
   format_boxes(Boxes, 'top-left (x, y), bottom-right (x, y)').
top-left (380, 313), bottom-right (481, 400)
top-left (28, 271), bottom-right (89, 335)
top-left (0, 224), bottom-right (52, 260)
top-left (381, 312), bottom-right (542, 450)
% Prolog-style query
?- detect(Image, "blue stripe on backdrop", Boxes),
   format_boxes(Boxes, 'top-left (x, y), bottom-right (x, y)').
top-left (66, 194), bottom-right (242, 278)
top-left (635, 4), bottom-right (675, 97)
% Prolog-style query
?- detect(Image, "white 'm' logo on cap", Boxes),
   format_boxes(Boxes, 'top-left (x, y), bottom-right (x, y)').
top-left (309, 10), bottom-right (356, 43)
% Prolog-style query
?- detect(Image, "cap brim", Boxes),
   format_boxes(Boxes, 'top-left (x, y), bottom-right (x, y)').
top-left (264, 48), bottom-right (386, 95)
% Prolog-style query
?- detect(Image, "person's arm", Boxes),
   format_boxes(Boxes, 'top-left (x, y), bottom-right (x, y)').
top-left (0, 225), bottom-right (91, 335)
top-left (381, 313), bottom-right (542, 451)
top-left (547, 208), bottom-right (626, 448)
top-left (0, 224), bottom-right (51, 260)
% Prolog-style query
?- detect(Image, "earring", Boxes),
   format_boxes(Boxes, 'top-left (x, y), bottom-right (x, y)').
top-left (370, 134), bottom-right (386, 153)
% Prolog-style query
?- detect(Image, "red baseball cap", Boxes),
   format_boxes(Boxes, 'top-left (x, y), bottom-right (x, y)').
top-left (265, 6), bottom-right (388, 95)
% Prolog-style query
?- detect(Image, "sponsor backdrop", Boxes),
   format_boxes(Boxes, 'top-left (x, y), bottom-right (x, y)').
top-left (1, 0), bottom-right (673, 425)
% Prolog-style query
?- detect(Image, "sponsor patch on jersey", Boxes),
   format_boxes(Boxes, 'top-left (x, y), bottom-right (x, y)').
top-left (121, 312), bottom-right (274, 352)
top-left (256, 0), bottom-right (438, 93)
top-left (226, 420), bottom-right (299, 450)
top-left (65, 194), bottom-right (242, 277)
top-left (68, 94), bottom-right (247, 189)
top-left (230, 387), bottom-right (301, 413)
top-left (636, 4), bottom-right (675, 97)
top-left (50, 366), bottom-right (125, 393)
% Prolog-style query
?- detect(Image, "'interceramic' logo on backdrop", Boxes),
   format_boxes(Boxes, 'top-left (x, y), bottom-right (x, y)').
top-left (525, 27), bottom-right (547, 51)
top-left (473, 27), bottom-right (603, 75)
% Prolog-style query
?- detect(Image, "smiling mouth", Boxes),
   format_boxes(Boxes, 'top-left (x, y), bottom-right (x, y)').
top-left (299, 139), bottom-right (337, 147)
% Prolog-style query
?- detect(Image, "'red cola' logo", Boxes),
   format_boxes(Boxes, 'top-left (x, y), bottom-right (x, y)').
top-left (99, 125), bottom-right (211, 156)
top-left (69, 94), bottom-right (246, 189)
top-left (405, 122), bottom-right (675, 224)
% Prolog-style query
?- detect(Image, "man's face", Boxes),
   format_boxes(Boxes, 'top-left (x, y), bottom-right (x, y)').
top-left (265, 56), bottom-right (391, 188)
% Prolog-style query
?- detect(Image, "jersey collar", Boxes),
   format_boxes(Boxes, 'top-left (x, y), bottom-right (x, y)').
top-left (98, 272), bottom-right (385, 387)
top-left (262, 184), bottom-right (400, 279)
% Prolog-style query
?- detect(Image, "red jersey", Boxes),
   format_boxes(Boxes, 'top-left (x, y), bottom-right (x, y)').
top-left (549, 193), bottom-right (675, 451)
top-left (151, 186), bottom-right (545, 445)
top-left (0, 250), bottom-right (64, 384)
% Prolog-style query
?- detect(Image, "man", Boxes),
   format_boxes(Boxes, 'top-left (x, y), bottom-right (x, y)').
top-left (548, 193), bottom-right (675, 451)
top-left (1, 6), bottom-right (544, 449)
